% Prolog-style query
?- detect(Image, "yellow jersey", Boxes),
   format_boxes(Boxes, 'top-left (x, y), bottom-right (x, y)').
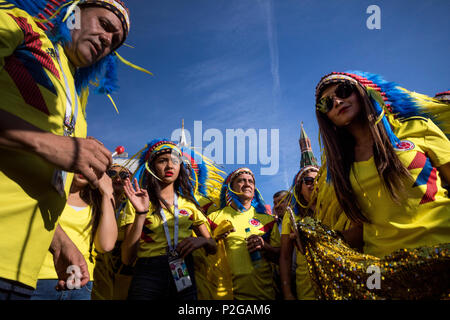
top-left (208, 205), bottom-right (277, 300)
top-left (351, 117), bottom-right (450, 258)
top-left (0, 3), bottom-right (87, 288)
top-left (38, 205), bottom-right (95, 280)
top-left (121, 196), bottom-right (208, 258)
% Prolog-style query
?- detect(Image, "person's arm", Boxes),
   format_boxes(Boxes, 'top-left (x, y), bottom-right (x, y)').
top-left (50, 224), bottom-right (90, 290)
top-left (93, 174), bottom-right (118, 253)
top-left (177, 224), bottom-right (217, 259)
top-left (279, 234), bottom-right (295, 300)
top-left (120, 178), bottom-right (149, 266)
top-left (0, 110), bottom-right (112, 188)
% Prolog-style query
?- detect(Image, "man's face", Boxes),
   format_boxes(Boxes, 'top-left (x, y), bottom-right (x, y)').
top-left (273, 193), bottom-right (288, 218)
top-left (231, 173), bottom-right (255, 203)
top-left (65, 6), bottom-right (124, 68)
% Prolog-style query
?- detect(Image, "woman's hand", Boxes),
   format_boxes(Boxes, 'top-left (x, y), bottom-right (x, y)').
top-left (98, 172), bottom-right (114, 197)
top-left (176, 237), bottom-right (208, 259)
top-left (123, 178), bottom-right (149, 213)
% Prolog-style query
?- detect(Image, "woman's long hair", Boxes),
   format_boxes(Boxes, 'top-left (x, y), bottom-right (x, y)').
top-left (145, 153), bottom-right (202, 216)
top-left (79, 187), bottom-right (103, 263)
top-left (316, 83), bottom-right (411, 224)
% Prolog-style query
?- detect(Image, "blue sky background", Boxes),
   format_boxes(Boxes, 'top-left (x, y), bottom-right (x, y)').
top-left (86, 0), bottom-right (450, 209)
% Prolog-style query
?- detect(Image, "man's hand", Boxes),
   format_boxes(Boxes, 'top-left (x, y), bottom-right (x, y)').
top-left (50, 225), bottom-right (90, 290)
top-left (246, 234), bottom-right (265, 253)
top-left (0, 111), bottom-right (112, 188)
top-left (38, 135), bottom-right (112, 189)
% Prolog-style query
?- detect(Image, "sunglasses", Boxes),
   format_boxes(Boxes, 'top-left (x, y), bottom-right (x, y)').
top-left (302, 177), bottom-right (315, 186)
top-left (106, 169), bottom-right (130, 180)
top-left (317, 82), bottom-right (355, 113)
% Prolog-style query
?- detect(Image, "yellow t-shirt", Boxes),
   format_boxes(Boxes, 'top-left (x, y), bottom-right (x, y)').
top-left (0, 3), bottom-right (87, 288)
top-left (281, 212), bottom-right (316, 300)
top-left (38, 205), bottom-right (95, 280)
top-left (121, 196), bottom-right (208, 258)
top-left (351, 117), bottom-right (450, 258)
top-left (208, 206), bottom-right (277, 300)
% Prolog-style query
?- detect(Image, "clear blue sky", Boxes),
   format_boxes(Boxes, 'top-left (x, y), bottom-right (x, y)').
top-left (86, 0), bottom-right (450, 208)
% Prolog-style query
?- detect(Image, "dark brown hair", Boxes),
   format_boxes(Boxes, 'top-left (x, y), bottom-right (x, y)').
top-left (316, 83), bottom-right (411, 223)
top-left (79, 187), bottom-right (103, 262)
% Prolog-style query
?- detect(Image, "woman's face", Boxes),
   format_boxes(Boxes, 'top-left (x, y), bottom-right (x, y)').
top-left (321, 83), bottom-right (362, 127)
top-left (108, 165), bottom-right (130, 194)
top-left (153, 152), bottom-right (181, 185)
top-left (300, 171), bottom-right (318, 202)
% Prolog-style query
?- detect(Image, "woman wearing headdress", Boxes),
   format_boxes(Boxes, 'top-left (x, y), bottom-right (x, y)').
top-left (307, 71), bottom-right (450, 299)
top-left (120, 139), bottom-right (217, 300)
top-left (279, 124), bottom-right (320, 300)
top-left (32, 172), bottom-right (117, 300)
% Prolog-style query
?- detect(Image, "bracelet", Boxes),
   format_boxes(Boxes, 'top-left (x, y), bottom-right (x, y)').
top-left (135, 210), bottom-right (149, 215)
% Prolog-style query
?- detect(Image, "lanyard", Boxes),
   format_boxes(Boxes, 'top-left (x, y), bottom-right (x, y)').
top-left (55, 46), bottom-right (79, 137)
top-left (160, 193), bottom-right (179, 253)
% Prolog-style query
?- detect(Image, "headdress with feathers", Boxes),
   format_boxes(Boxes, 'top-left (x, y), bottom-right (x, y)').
top-left (6, 0), bottom-right (152, 113)
top-left (315, 71), bottom-right (450, 182)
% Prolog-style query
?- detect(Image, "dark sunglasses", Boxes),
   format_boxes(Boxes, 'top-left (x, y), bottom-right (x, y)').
top-left (106, 169), bottom-right (130, 180)
top-left (317, 82), bottom-right (355, 114)
top-left (302, 177), bottom-right (315, 186)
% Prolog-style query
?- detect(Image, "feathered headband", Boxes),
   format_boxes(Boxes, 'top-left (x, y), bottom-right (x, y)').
top-left (219, 168), bottom-right (267, 214)
top-left (8, 0), bottom-right (152, 112)
top-left (315, 71), bottom-right (450, 143)
top-left (131, 139), bottom-right (225, 206)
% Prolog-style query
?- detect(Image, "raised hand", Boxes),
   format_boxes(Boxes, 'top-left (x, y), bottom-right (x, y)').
top-left (123, 177), bottom-right (149, 213)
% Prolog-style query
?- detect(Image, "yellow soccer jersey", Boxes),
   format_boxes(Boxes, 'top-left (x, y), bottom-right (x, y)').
top-left (0, 3), bottom-right (87, 288)
top-left (38, 205), bottom-right (95, 280)
top-left (121, 196), bottom-right (208, 258)
top-left (351, 117), bottom-right (450, 258)
top-left (208, 206), bottom-right (277, 300)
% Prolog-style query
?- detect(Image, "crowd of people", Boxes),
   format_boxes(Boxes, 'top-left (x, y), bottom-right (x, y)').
top-left (0, 0), bottom-right (449, 301)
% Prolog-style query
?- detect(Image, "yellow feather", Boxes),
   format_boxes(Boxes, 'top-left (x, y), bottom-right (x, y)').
top-left (115, 52), bottom-right (153, 76)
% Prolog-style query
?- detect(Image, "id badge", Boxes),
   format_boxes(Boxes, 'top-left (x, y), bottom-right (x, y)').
top-left (168, 251), bottom-right (192, 292)
top-left (51, 169), bottom-right (67, 197)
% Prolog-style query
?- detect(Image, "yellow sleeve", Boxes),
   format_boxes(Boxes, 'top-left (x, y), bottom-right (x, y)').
top-left (423, 118), bottom-right (450, 168)
top-left (192, 206), bottom-right (207, 228)
top-left (281, 212), bottom-right (292, 235)
top-left (0, 9), bottom-right (24, 61)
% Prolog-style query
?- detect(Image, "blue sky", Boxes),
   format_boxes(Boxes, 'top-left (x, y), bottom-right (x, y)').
top-left (86, 0), bottom-right (450, 208)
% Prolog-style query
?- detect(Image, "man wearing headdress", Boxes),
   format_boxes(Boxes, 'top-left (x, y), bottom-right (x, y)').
top-left (0, 0), bottom-right (134, 299)
top-left (208, 168), bottom-right (279, 300)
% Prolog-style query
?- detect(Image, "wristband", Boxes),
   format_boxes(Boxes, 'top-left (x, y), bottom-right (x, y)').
top-left (136, 210), bottom-right (149, 215)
